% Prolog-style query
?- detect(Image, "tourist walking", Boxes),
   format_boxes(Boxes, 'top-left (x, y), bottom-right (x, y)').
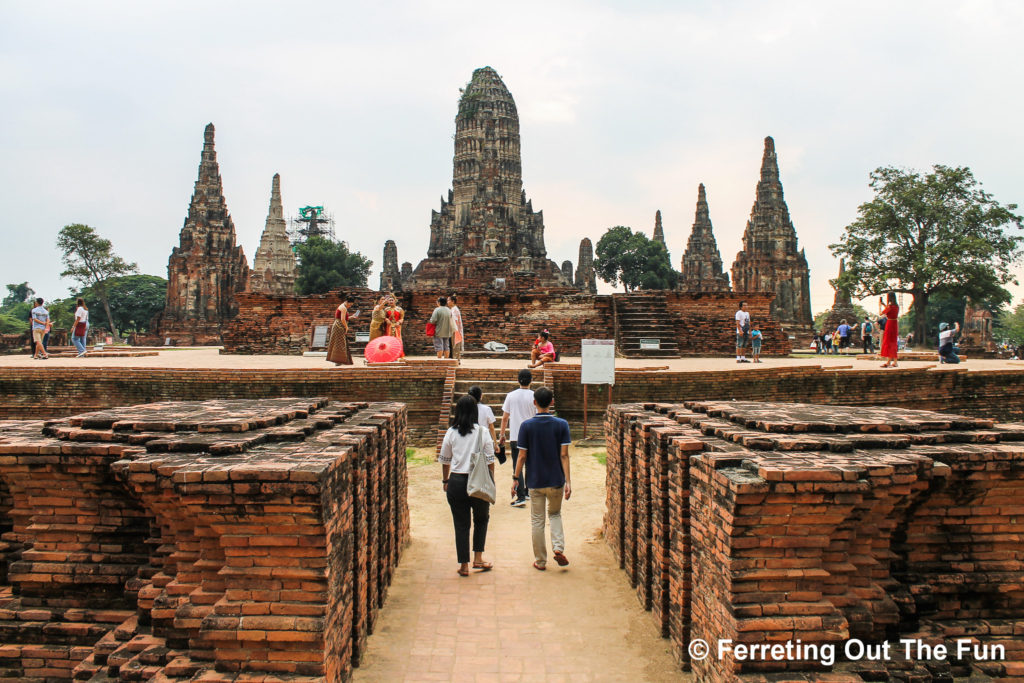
top-left (30, 298), bottom-right (49, 360)
top-left (528, 330), bottom-right (555, 368)
top-left (823, 331), bottom-right (833, 355)
top-left (429, 295), bottom-right (453, 358)
top-left (369, 296), bottom-right (387, 341)
top-left (861, 316), bottom-right (874, 354)
top-left (835, 319), bottom-right (851, 354)
top-left (326, 294), bottom-right (356, 366)
top-left (938, 322), bottom-right (960, 364)
top-left (468, 385), bottom-right (502, 462)
top-left (511, 386), bottom-right (572, 571)
top-left (448, 294), bottom-right (464, 360)
top-left (735, 301), bottom-right (750, 363)
top-left (72, 298), bottom-right (89, 357)
top-left (750, 323), bottom-right (763, 363)
top-left (499, 368), bottom-right (535, 507)
top-left (812, 330), bottom-right (822, 354)
top-left (879, 292), bottom-right (900, 368)
top-left (439, 395), bottom-right (495, 576)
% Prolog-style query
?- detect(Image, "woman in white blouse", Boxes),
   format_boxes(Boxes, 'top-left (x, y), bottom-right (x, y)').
top-left (439, 395), bottom-right (495, 576)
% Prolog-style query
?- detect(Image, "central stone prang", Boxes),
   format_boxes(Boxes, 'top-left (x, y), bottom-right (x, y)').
top-left (605, 400), bottom-right (1024, 683)
top-left (0, 397), bottom-right (409, 682)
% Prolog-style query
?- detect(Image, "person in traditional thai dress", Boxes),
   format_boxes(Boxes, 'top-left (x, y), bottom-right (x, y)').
top-left (326, 294), bottom-right (356, 366)
top-left (369, 296), bottom-right (387, 341)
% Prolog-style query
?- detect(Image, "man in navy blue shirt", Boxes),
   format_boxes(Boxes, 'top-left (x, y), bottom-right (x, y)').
top-left (511, 386), bottom-right (572, 570)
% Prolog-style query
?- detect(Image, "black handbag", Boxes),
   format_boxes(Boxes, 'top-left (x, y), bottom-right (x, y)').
top-left (495, 441), bottom-right (507, 465)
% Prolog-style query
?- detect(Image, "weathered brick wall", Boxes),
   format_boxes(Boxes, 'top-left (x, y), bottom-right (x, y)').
top-left (0, 367), bottom-right (445, 445)
top-left (605, 401), bottom-right (1024, 682)
top-left (4, 366), bottom-right (1024, 448)
top-left (221, 288), bottom-right (790, 356)
top-left (0, 398), bottom-right (409, 682)
top-left (663, 292), bottom-right (791, 355)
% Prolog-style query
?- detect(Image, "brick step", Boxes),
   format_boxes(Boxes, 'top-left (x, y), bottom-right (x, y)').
top-left (451, 381), bottom-right (544, 393)
top-left (619, 349), bottom-right (681, 358)
top-left (0, 619), bottom-right (111, 645)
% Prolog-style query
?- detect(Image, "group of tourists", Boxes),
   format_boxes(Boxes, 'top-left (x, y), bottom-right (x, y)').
top-left (439, 368), bottom-right (572, 575)
top-left (26, 297), bottom-right (91, 359)
top-left (733, 301), bottom-right (764, 363)
top-left (427, 294), bottom-right (464, 359)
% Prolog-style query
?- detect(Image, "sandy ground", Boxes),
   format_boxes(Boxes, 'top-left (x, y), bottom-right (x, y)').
top-left (353, 446), bottom-right (687, 682)
top-left (1, 346), bottom-right (1020, 373)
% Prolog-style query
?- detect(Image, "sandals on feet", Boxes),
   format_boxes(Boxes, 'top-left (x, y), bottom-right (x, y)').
top-left (532, 561), bottom-right (546, 571)
top-left (457, 566), bottom-right (470, 577)
top-left (472, 561), bottom-right (493, 572)
top-left (553, 551), bottom-right (569, 567)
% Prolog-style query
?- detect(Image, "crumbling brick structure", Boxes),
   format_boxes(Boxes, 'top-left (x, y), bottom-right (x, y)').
top-left (606, 401), bottom-right (1024, 682)
top-left (156, 124), bottom-right (250, 345)
top-left (0, 398), bottom-right (408, 682)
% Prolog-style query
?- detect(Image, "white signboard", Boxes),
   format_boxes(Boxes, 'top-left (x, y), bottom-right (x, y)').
top-left (639, 338), bottom-right (661, 350)
top-left (581, 339), bottom-right (615, 385)
top-left (311, 325), bottom-right (330, 349)
top-left (355, 332), bottom-right (370, 343)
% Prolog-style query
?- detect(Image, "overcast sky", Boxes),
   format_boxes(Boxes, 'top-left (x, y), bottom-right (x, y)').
top-left (2, 0), bottom-right (1022, 315)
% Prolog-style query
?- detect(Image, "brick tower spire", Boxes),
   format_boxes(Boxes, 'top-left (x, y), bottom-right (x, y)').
top-left (159, 123), bottom-right (249, 342)
top-left (250, 173), bottom-right (297, 296)
top-left (680, 184), bottom-right (730, 292)
top-left (409, 66), bottom-right (570, 290)
top-left (575, 237), bottom-right (597, 294)
top-left (653, 210), bottom-right (666, 246)
top-left (730, 137), bottom-right (812, 327)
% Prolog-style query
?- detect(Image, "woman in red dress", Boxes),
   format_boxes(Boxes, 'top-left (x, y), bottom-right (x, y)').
top-left (879, 292), bottom-right (899, 368)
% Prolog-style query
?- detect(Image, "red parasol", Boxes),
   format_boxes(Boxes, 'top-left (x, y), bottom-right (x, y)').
top-left (364, 335), bottom-right (404, 363)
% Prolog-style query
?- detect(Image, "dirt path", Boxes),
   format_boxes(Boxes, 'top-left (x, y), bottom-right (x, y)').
top-left (353, 446), bottom-right (687, 682)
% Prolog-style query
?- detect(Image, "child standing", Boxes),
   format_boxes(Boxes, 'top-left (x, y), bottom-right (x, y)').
top-left (750, 323), bottom-right (763, 363)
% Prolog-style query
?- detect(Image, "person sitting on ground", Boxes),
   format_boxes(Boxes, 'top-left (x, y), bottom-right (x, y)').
top-left (439, 395), bottom-right (495, 576)
top-left (938, 322), bottom-right (961, 364)
top-left (528, 330), bottom-right (555, 368)
top-left (750, 323), bottom-right (763, 363)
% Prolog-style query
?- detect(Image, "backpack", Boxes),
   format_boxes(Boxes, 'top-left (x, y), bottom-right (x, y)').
top-left (864, 322), bottom-right (872, 334)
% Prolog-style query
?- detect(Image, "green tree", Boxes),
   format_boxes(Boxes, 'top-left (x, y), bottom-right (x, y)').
top-left (2, 282), bottom-right (34, 309)
top-left (56, 224), bottom-right (138, 339)
top-left (76, 274), bottom-right (167, 334)
top-left (830, 165), bottom-right (1022, 343)
top-left (595, 226), bottom-right (678, 292)
top-left (813, 304), bottom-right (871, 333)
top-left (295, 236), bottom-right (373, 295)
top-left (994, 303), bottom-right (1024, 348)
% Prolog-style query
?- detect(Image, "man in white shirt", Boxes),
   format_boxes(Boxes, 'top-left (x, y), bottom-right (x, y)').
top-left (735, 301), bottom-right (751, 363)
top-left (30, 298), bottom-right (50, 360)
top-left (938, 322), bottom-right (960, 364)
top-left (499, 368), bottom-right (536, 507)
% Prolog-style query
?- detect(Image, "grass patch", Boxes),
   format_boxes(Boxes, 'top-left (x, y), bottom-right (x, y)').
top-left (594, 451), bottom-right (607, 465)
top-left (405, 447), bottom-right (436, 467)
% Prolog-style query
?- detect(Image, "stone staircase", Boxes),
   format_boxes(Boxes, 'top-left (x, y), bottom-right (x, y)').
top-left (613, 293), bottom-right (681, 358)
top-left (436, 375), bottom-right (546, 457)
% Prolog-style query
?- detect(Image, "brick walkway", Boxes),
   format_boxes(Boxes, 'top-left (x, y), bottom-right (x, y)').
top-left (353, 448), bottom-right (686, 682)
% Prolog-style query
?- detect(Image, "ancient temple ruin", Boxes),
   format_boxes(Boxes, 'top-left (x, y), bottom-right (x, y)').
top-left (652, 210), bottom-right (667, 249)
top-left (157, 123), bottom-right (249, 344)
top-left (824, 257), bottom-right (861, 338)
top-left (379, 240), bottom-right (404, 292)
top-left (731, 137), bottom-right (812, 329)
top-left (404, 67), bottom-right (572, 291)
top-left (249, 173), bottom-right (297, 296)
top-left (575, 237), bottom-right (597, 294)
top-left (679, 184), bottom-right (730, 293)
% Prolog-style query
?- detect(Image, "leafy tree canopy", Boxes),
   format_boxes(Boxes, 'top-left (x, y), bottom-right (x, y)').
top-left (57, 224), bottom-right (138, 338)
top-left (830, 165), bottom-right (1022, 341)
top-left (595, 226), bottom-right (678, 292)
top-left (295, 236), bottom-right (373, 295)
top-left (996, 303), bottom-right (1024, 348)
top-left (2, 282), bottom-right (34, 309)
top-left (76, 274), bottom-right (167, 334)
top-left (813, 304), bottom-right (870, 333)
